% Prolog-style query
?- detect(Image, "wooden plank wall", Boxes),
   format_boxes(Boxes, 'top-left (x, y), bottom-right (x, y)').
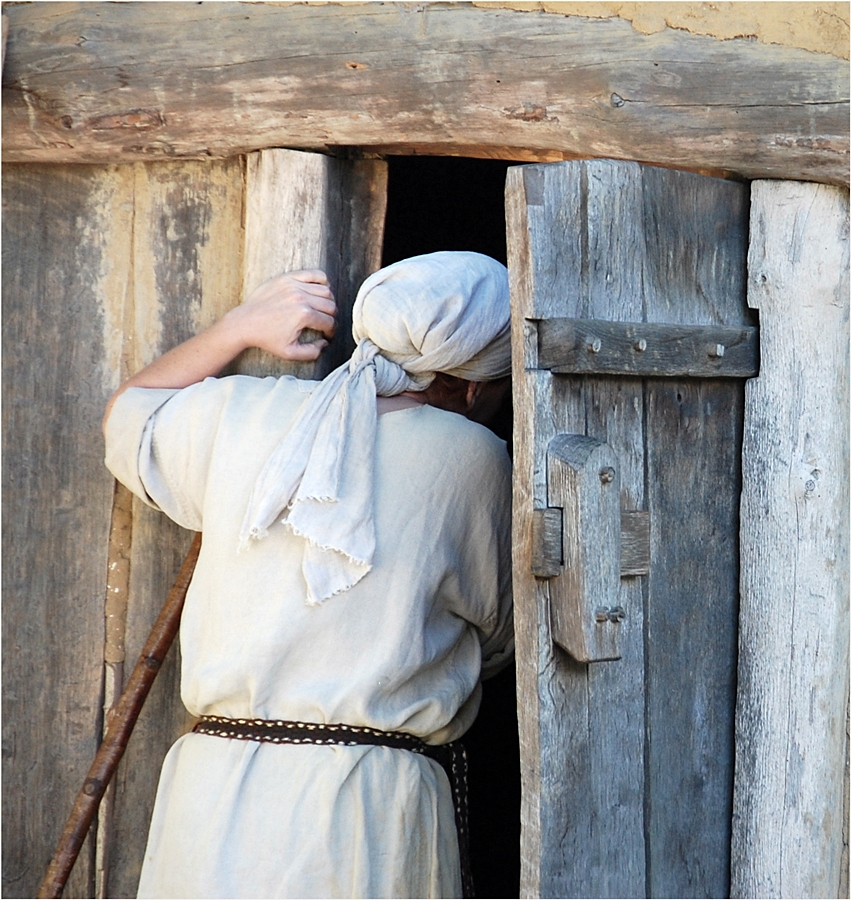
top-left (2, 149), bottom-right (386, 899)
top-left (732, 181), bottom-right (850, 899)
top-left (3, 164), bottom-right (130, 900)
top-left (239, 149), bottom-right (387, 379)
top-left (2, 157), bottom-right (244, 900)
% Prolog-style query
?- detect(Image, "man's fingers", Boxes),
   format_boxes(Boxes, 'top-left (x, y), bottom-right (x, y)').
top-left (298, 283), bottom-right (335, 303)
top-left (287, 269), bottom-right (330, 286)
top-left (304, 295), bottom-right (337, 318)
top-left (286, 338), bottom-right (328, 361)
top-left (301, 308), bottom-right (337, 338)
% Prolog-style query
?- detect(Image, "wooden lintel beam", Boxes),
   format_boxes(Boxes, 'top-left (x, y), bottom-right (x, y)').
top-left (1, 2), bottom-right (848, 185)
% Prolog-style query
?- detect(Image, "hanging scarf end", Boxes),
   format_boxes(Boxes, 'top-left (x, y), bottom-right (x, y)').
top-left (237, 526), bottom-right (269, 553)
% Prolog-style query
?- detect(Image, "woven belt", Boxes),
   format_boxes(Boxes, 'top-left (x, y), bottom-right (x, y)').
top-left (192, 715), bottom-right (474, 898)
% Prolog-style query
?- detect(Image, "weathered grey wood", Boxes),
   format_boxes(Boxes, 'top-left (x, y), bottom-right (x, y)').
top-left (531, 508), bottom-right (562, 578)
top-left (2, 15), bottom-right (8, 75)
top-left (2, 3), bottom-right (848, 185)
top-left (2, 164), bottom-right (127, 899)
top-left (104, 158), bottom-right (245, 899)
top-left (534, 507), bottom-right (650, 578)
top-left (509, 160), bottom-right (648, 899)
top-left (238, 149), bottom-right (387, 380)
top-left (547, 434), bottom-right (622, 662)
top-left (842, 704), bottom-right (849, 900)
top-left (731, 181), bottom-right (850, 900)
top-left (508, 158), bottom-right (749, 897)
top-left (640, 164), bottom-right (750, 900)
top-left (644, 378), bottom-right (744, 898)
top-left (537, 318), bottom-right (759, 378)
top-left (620, 511), bottom-right (650, 577)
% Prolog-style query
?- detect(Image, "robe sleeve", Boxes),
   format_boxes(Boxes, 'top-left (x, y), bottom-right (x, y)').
top-left (450, 429), bottom-right (514, 681)
top-left (477, 494), bottom-right (514, 680)
top-left (103, 379), bottom-right (230, 532)
top-left (478, 546), bottom-right (514, 681)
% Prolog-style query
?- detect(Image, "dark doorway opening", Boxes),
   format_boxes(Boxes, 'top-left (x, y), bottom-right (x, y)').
top-left (382, 155), bottom-right (521, 899)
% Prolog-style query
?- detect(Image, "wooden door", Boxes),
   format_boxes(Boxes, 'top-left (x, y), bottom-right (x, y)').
top-left (506, 159), bottom-right (754, 898)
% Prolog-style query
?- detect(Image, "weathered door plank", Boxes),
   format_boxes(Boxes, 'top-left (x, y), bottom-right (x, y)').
top-left (509, 160), bottom-right (648, 898)
top-left (641, 166), bottom-right (749, 900)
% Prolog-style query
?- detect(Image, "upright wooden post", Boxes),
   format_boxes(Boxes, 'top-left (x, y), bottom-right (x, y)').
top-left (239, 148), bottom-right (387, 380)
top-left (732, 181), bottom-right (850, 899)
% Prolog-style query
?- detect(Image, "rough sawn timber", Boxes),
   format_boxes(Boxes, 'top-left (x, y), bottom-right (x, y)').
top-left (1, 2), bottom-right (848, 185)
top-left (731, 180), bottom-right (850, 900)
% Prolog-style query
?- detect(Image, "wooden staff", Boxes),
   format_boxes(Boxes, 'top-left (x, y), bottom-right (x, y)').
top-left (38, 532), bottom-right (202, 900)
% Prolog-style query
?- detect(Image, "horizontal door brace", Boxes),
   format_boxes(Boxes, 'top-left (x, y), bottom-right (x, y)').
top-left (533, 317), bottom-right (759, 378)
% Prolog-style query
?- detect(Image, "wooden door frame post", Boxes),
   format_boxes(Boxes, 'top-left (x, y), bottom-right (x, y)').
top-left (732, 180), bottom-right (850, 899)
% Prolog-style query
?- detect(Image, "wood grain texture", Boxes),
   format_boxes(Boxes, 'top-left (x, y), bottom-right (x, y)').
top-left (508, 159), bottom-right (749, 897)
top-left (2, 2), bottom-right (848, 185)
top-left (538, 318), bottom-right (759, 378)
top-left (238, 149), bottom-right (387, 379)
top-left (1, 164), bottom-right (130, 899)
top-left (509, 160), bottom-right (648, 898)
top-left (641, 164), bottom-right (749, 900)
top-left (531, 508), bottom-right (563, 578)
top-left (731, 181), bottom-right (850, 900)
top-left (103, 157), bottom-right (245, 899)
top-left (620, 511), bottom-right (650, 577)
top-left (547, 434), bottom-right (622, 662)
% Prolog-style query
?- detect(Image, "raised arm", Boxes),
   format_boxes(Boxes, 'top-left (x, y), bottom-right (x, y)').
top-left (103, 270), bottom-right (336, 430)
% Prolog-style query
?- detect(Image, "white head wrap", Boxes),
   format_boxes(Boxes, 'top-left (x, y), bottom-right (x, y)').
top-left (238, 251), bottom-right (511, 604)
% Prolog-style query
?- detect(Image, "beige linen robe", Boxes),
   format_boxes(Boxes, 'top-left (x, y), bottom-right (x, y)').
top-left (104, 375), bottom-right (513, 899)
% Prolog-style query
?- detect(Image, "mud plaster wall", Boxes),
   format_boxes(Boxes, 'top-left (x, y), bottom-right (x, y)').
top-left (473, 2), bottom-right (850, 60)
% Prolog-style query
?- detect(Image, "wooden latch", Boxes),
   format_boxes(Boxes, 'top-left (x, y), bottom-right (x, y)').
top-left (531, 434), bottom-right (650, 663)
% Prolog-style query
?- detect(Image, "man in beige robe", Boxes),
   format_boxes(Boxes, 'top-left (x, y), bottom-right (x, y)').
top-left (104, 252), bottom-right (513, 899)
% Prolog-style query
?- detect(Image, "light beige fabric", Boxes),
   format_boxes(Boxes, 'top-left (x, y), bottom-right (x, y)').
top-left (238, 252), bottom-right (511, 605)
top-left (104, 374), bottom-right (513, 899)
